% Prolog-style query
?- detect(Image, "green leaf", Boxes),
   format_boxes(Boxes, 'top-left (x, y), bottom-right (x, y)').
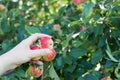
top-left (62, 33), bottom-right (73, 48)
top-left (2, 40), bottom-right (10, 51)
top-left (1, 18), bottom-right (10, 32)
top-left (49, 65), bottom-right (60, 80)
top-left (25, 26), bottom-right (40, 34)
top-left (63, 56), bottom-right (73, 65)
top-left (55, 56), bottom-right (64, 69)
top-left (0, 76), bottom-right (10, 80)
top-left (78, 77), bottom-right (85, 80)
top-left (68, 20), bottom-right (81, 27)
top-left (91, 49), bottom-right (103, 64)
top-left (85, 74), bottom-right (99, 80)
top-left (97, 37), bottom-right (105, 47)
top-left (94, 24), bottom-right (104, 36)
top-left (14, 67), bottom-right (25, 78)
top-left (70, 48), bottom-right (87, 58)
top-left (79, 31), bottom-right (86, 40)
top-left (66, 65), bottom-right (76, 73)
top-left (92, 71), bottom-right (101, 79)
top-left (115, 63), bottom-right (120, 78)
top-left (72, 40), bottom-right (82, 47)
top-left (105, 40), bottom-right (119, 62)
top-left (82, 2), bottom-right (94, 23)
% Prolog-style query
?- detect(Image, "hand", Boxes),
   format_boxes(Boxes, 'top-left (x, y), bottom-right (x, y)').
top-left (0, 33), bottom-right (51, 75)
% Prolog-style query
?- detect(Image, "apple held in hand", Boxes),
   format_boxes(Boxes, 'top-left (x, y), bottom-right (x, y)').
top-left (31, 36), bottom-right (56, 61)
top-left (31, 45), bottom-right (39, 50)
top-left (43, 48), bottom-right (56, 61)
top-left (39, 36), bottom-right (56, 61)
top-left (39, 36), bottom-right (54, 49)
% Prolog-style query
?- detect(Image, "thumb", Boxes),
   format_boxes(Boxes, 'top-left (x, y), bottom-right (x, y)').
top-left (28, 49), bottom-right (50, 58)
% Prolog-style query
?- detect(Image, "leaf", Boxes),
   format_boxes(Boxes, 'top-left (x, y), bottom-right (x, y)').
top-left (72, 40), bottom-right (82, 47)
top-left (66, 65), bottom-right (76, 73)
top-left (68, 20), bottom-right (81, 27)
top-left (14, 67), bottom-right (25, 78)
top-left (25, 26), bottom-right (40, 34)
top-left (62, 33), bottom-right (73, 48)
top-left (55, 56), bottom-right (64, 69)
top-left (115, 63), bottom-right (120, 78)
top-left (97, 37), bottom-right (106, 47)
top-left (70, 48), bottom-right (87, 58)
top-left (85, 74), bottom-right (99, 80)
top-left (2, 40), bottom-right (10, 51)
top-left (82, 2), bottom-right (94, 23)
top-left (78, 77), bottom-right (85, 80)
top-left (105, 39), bottom-right (119, 62)
top-left (94, 24), bottom-right (105, 36)
top-left (63, 56), bottom-right (73, 65)
top-left (49, 65), bottom-right (60, 80)
top-left (1, 18), bottom-right (10, 32)
top-left (91, 49), bottom-right (103, 64)
top-left (79, 31), bottom-right (86, 40)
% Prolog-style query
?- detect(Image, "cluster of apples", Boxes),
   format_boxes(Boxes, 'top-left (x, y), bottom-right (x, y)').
top-left (26, 36), bottom-right (56, 78)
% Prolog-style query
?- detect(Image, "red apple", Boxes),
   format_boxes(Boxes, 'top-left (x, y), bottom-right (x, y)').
top-left (73, 0), bottom-right (85, 5)
top-left (31, 45), bottom-right (39, 50)
top-left (39, 37), bottom-right (53, 49)
top-left (101, 77), bottom-right (112, 80)
top-left (0, 4), bottom-right (6, 10)
top-left (53, 24), bottom-right (60, 31)
top-left (31, 66), bottom-right (43, 77)
top-left (43, 48), bottom-right (56, 61)
top-left (27, 65), bottom-right (43, 78)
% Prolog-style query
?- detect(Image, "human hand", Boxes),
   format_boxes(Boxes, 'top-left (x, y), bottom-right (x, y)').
top-left (0, 33), bottom-right (51, 75)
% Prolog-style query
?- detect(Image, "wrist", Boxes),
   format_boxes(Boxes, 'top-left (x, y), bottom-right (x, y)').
top-left (0, 52), bottom-right (17, 75)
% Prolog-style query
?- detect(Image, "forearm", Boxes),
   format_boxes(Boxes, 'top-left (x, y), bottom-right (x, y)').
top-left (0, 52), bottom-right (17, 76)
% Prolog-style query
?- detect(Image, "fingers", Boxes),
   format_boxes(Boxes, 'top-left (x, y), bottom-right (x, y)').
top-left (28, 48), bottom-right (51, 58)
top-left (23, 33), bottom-right (51, 45)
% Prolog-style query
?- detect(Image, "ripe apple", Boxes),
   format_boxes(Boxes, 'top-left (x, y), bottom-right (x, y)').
top-left (31, 66), bottom-right (43, 78)
top-left (101, 77), bottom-right (112, 80)
top-left (73, 0), bottom-right (85, 5)
top-left (0, 4), bottom-right (6, 10)
top-left (31, 45), bottom-right (39, 50)
top-left (39, 37), bottom-right (53, 49)
top-left (26, 65), bottom-right (43, 78)
top-left (53, 24), bottom-right (60, 31)
top-left (43, 48), bottom-right (56, 61)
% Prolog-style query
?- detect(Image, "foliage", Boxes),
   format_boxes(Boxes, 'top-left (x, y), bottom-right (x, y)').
top-left (0, 0), bottom-right (120, 80)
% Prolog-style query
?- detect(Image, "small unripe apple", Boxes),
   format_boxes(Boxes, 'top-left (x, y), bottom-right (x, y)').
top-left (39, 37), bottom-right (53, 49)
top-left (43, 48), bottom-right (56, 61)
